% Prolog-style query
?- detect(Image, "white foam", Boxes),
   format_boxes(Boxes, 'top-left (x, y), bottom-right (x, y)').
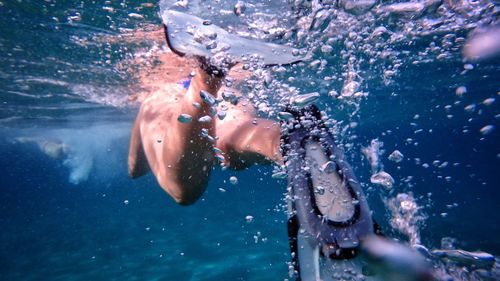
top-left (10, 122), bottom-right (130, 185)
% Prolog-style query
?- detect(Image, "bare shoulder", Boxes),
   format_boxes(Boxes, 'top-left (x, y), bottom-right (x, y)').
top-left (142, 84), bottom-right (185, 105)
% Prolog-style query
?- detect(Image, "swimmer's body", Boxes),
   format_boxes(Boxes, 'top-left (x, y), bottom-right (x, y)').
top-left (128, 53), bottom-right (281, 205)
top-left (127, 10), bottom-right (381, 281)
top-left (124, 8), bottom-right (500, 281)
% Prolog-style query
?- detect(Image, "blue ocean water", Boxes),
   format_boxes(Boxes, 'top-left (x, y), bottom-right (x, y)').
top-left (1, 0), bottom-right (499, 280)
top-left (1, 136), bottom-right (290, 280)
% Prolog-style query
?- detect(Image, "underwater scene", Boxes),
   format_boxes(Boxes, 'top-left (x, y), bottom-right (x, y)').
top-left (0, 0), bottom-right (499, 280)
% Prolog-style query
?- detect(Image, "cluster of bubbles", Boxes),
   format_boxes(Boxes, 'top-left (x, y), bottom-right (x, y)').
top-left (4, 0), bottom-right (495, 278)
top-left (385, 193), bottom-right (425, 245)
top-left (154, 0), bottom-right (498, 257)
top-left (361, 138), bottom-right (396, 189)
top-left (233, 0), bottom-right (496, 112)
top-left (197, 1), bottom-right (498, 279)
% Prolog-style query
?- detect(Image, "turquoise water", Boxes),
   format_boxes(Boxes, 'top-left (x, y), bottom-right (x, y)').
top-left (1, 0), bottom-right (499, 280)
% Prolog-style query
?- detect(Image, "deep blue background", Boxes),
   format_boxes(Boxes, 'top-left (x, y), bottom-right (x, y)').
top-left (0, 0), bottom-right (499, 280)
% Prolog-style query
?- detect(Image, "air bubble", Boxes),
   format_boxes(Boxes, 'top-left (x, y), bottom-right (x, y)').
top-left (388, 150), bottom-right (404, 163)
top-left (292, 92), bottom-right (320, 107)
top-left (198, 115), bottom-right (212, 123)
top-left (480, 125), bottom-right (494, 135)
top-left (455, 86), bottom-right (467, 97)
top-left (229, 176), bottom-right (238, 185)
top-left (370, 171), bottom-right (394, 189)
top-left (177, 114), bottom-right (193, 123)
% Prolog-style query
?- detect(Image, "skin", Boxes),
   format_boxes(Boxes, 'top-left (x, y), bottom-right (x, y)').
top-left (128, 55), bottom-right (281, 205)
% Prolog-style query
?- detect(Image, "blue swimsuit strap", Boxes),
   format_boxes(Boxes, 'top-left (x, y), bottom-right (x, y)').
top-left (179, 77), bottom-right (191, 89)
